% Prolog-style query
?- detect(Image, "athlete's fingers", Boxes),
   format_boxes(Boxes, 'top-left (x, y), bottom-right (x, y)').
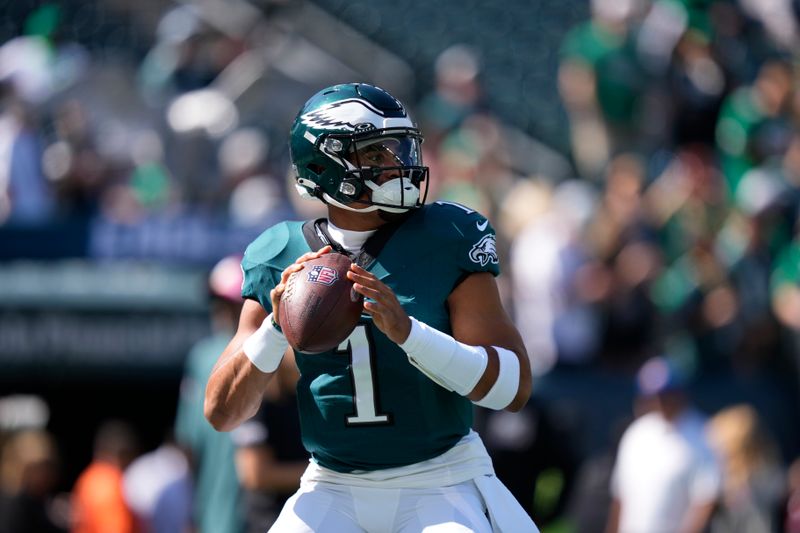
top-left (363, 300), bottom-right (409, 344)
top-left (349, 263), bottom-right (376, 278)
top-left (347, 270), bottom-right (379, 284)
top-left (269, 284), bottom-right (284, 317)
top-left (360, 292), bottom-right (403, 317)
top-left (294, 245), bottom-right (332, 265)
top-left (363, 301), bottom-right (393, 323)
top-left (281, 263), bottom-right (303, 279)
top-left (350, 277), bottom-right (395, 300)
top-left (293, 253), bottom-right (314, 264)
top-left (350, 264), bottom-right (408, 341)
top-left (350, 281), bottom-right (394, 305)
top-left (313, 245), bottom-right (333, 257)
top-left (348, 266), bottom-right (397, 299)
top-left (348, 269), bottom-right (391, 294)
top-left (352, 283), bottom-right (383, 300)
top-left (270, 282), bottom-right (281, 299)
top-left (363, 300), bottom-right (381, 315)
top-left (273, 262), bottom-right (305, 317)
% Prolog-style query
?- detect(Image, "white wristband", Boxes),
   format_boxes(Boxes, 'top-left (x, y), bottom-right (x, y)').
top-left (474, 346), bottom-right (520, 410)
top-left (399, 317), bottom-right (488, 396)
top-left (242, 313), bottom-right (289, 373)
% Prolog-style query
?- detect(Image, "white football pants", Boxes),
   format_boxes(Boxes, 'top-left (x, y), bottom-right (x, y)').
top-left (267, 478), bottom-right (493, 532)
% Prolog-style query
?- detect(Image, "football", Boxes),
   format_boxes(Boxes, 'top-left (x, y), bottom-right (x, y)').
top-left (278, 253), bottom-right (363, 354)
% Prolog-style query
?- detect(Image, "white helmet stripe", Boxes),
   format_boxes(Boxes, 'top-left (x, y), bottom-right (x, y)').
top-left (300, 99), bottom-right (413, 131)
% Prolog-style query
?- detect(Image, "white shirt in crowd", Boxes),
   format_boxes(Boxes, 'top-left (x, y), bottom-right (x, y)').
top-left (611, 409), bottom-right (722, 533)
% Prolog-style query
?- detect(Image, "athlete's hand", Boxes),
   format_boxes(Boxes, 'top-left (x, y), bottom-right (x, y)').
top-left (270, 246), bottom-right (333, 324)
top-left (347, 264), bottom-right (411, 345)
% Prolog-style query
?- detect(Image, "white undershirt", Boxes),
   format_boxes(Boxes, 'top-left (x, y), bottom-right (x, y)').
top-left (326, 221), bottom-right (376, 254)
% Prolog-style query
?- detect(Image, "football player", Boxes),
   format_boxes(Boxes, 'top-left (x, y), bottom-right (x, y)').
top-left (205, 83), bottom-right (537, 532)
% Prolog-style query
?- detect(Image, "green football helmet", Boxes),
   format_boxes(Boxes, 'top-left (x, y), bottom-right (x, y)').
top-left (289, 83), bottom-right (429, 213)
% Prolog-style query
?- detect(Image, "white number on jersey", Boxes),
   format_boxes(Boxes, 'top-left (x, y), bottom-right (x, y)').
top-left (339, 325), bottom-right (392, 426)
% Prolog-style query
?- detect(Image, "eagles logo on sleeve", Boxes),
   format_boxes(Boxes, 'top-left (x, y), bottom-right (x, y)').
top-left (469, 234), bottom-right (499, 267)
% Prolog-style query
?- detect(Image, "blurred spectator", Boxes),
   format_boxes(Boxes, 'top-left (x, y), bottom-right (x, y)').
top-left (435, 114), bottom-right (519, 221)
top-left (558, 0), bottom-right (646, 177)
top-left (174, 255), bottom-right (246, 533)
top-left (71, 420), bottom-right (139, 533)
top-left (714, 163), bottom-right (793, 374)
top-left (787, 456), bottom-right (800, 533)
top-left (645, 146), bottom-right (727, 264)
top-left (0, 429), bottom-right (68, 533)
top-left (584, 155), bottom-right (662, 369)
top-left (139, 5), bottom-right (247, 100)
top-left (770, 231), bottom-right (800, 339)
top-left (585, 154), bottom-right (650, 259)
top-left (45, 99), bottom-right (114, 219)
top-left (706, 404), bottom-right (785, 533)
top-left (509, 178), bottom-right (602, 373)
top-left (738, 0), bottom-right (800, 52)
top-left (607, 356), bottom-right (721, 533)
top-left (666, 29), bottom-right (728, 149)
top-left (0, 85), bottom-right (53, 225)
top-left (124, 131), bottom-right (174, 218)
top-left (122, 434), bottom-right (192, 533)
top-left (0, 4), bottom-right (88, 106)
top-left (418, 44), bottom-right (484, 149)
top-left (231, 352), bottom-right (306, 532)
top-left (715, 59), bottom-right (793, 197)
top-left (0, 1), bottom-right (93, 225)
top-left (0, 395), bottom-right (50, 433)
top-left (220, 127), bottom-right (295, 228)
top-left (646, 147), bottom-right (740, 371)
top-left (433, 127), bottom-right (491, 215)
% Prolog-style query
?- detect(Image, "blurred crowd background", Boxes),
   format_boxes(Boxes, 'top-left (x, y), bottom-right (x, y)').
top-left (1, 0), bottom-right (800, 531)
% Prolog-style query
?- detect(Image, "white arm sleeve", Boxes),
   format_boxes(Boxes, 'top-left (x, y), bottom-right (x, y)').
top-left (400, 317), bottom-right (523, 410)
top-left (473, 347), bottom-right (520, 410)
top-left (399, 317), bottom-right (487, 396)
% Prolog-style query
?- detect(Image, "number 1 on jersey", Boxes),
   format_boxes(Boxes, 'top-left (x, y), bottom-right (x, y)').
top-left (339, 325), bottom-right (392, 426)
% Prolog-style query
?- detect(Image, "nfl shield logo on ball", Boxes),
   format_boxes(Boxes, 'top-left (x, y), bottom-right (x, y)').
top-left (308, 265), bottom-right (339, 285)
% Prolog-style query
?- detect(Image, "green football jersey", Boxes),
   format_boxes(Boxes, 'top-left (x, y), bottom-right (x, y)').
top-left (241, 201), bottom-right (500, 473)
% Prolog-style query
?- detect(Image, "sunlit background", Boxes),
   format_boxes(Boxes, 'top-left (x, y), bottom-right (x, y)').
top-left (1, 0), bottom-right (799, 531)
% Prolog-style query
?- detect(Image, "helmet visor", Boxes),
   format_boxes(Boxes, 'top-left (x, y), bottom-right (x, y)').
top-left (349, 133), bottom-right (423, 170)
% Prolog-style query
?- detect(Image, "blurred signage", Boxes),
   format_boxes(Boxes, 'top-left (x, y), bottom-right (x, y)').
top-left (0, 261), bottom-right (212, 375)
top-left (88, 212), bottom-right (282, 264)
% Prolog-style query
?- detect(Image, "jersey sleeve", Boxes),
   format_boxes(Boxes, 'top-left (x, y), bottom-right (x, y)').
top-left (240, 223), bottom-right (293, 312)
top-left (241, 261), bottom-right (277, 312)
top-left (434, 201), bottom-right (500, 277)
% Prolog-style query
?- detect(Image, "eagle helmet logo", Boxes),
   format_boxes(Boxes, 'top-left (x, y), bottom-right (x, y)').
top-left (300, 99), bottom-right (402, 132)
